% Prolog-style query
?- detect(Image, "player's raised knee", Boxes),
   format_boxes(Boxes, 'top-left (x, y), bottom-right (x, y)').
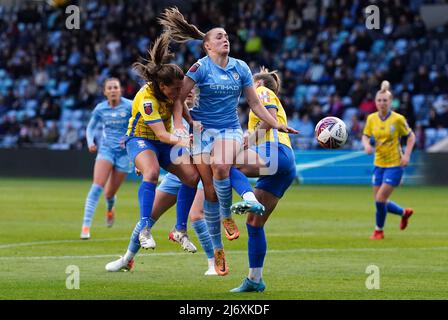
top-left (211, 163), bottom-right (232, 179)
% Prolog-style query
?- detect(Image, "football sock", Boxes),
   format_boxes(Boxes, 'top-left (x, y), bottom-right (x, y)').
top-left (105, 195), bottom-right (116, 212)
top-left (247, 223), bottom-right (266, 283)
top-left (82, 183), bottom-right (103, 227)
top-left (213, 177), bottom-right (232, 219)
top-left (375, 201), bottom-right (387, 230)
top-left (176, 184), bottom-right (197, 231)
top-left (192, 219), bottom-right (214, 259)
top-left (138, 181), bottom-right (156, 228)
top-left (105, 195), bottom-right (116, 211)
top-left (387, 201), bottom-right (404, 216)
top-left (127, 217), bottom-right (156, 254)
top-left (203, 200), bottom-right (223, 249)
top-left (124, 249), bottom-right (135, 262)
top-left (229, 167), bottom-right (255, 200)
top-left (128, 220), bottom-right (143, 254)
top-left (248, 268), bottom-right (263, 284)
top-left (242, 192), bottom-right (258, 202)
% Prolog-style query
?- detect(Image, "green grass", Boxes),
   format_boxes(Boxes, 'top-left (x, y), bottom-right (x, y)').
top-left (0, 177), bottom-right (447, 300)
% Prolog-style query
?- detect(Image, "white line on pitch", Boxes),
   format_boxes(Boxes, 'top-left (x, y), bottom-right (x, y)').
top-left (1, 247), bottom-right (448, 261)
top-left (0, 238), bottom-right (128, 249)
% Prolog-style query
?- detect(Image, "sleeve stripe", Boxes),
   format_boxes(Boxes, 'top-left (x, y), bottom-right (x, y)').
top-left (144, 119), bottom-right (162, 124)
top-left (265, 105), bottom-right (278, 109)
top-left (402, 131), bottom-right (412, 138)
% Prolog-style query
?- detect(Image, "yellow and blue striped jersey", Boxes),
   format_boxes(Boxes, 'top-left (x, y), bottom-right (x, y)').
top-left (248, 86), bottom-right (292, 148)
top-left (363, 111), bottom-right (412, 167)
top-left (126, 83), bottom-right (173, 141)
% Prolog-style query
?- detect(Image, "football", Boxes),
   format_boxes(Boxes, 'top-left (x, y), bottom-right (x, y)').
top-left (314, 117), bottom-right (348, 149)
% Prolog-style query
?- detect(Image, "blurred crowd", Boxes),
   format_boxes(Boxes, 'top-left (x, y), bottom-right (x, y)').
top-left (1, 0), bottom-right (448, 150)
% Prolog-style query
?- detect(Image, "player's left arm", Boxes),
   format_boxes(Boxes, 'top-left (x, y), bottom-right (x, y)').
top-left (243, 86), bottom-right (298, 134)
top-left (401, 131), bottom-right (415, 167)
top-left (400, 118), bottom-right (416, 167)
top-left (246, 107), bottom-right (278, 148)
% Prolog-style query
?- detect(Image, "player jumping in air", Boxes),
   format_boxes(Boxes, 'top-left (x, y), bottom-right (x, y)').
top-left (158, 7), bottom-right (297, 276)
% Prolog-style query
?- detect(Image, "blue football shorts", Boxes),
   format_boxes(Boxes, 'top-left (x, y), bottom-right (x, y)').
top-left (372, 166), bottom-right (404, 187)
top-left (253, 142), bottom-right (297, 198)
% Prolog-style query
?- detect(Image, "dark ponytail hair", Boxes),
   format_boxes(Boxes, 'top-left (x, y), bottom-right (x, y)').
top-left (133, 32), bottom-right (184, 101)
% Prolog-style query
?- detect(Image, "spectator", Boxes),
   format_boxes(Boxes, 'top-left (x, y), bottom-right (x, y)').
top-left (359, 93), bottom-right (376, 118)
top-left (0, 0), bottom-right (444, 151)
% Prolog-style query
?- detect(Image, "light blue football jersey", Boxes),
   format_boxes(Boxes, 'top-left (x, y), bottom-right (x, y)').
top-left (86, 97), bottom-right (133, 151)
top-left (186, 56), bottom-right (253, 130)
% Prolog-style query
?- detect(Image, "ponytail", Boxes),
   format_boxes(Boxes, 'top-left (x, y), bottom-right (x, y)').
top-left (158, 7), bottom-right (205, 43)
top-left (253, 66), bottom-right (282, 94)
top-left (133, 32), bottom-right (184, 101)
top-left (376, 80), bottom-right (393, 98)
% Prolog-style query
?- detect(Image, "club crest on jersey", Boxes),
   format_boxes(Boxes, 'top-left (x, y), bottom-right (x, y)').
top-left (232, 72), bottom-right (240, 80)
top-left (189, 62), bottom-right (201, 73)
top-left (258, 90), bottom-right (270, 103)
top-left (143, 101), bottom-right (153, 114)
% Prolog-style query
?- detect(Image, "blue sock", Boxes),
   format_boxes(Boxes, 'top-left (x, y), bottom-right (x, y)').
top-left (387, 201), bottom-right (404, 216)
top-left (82, 184), bottom-right (103, 227)
top-left (138, 181), bottom-right (157, 228)
top-left (375, 201), bottom-right (387, 229)
top-left (203, 200), bottom-right (222, 249)
top-left (230, 167), bottom-right (253, 198)
top-left (247, 223), bottom-right (266, 268)
top-left (176, 184), bottom-right (197, 231)
top-left (213, 177), bottom-right (232, 219)
top-left (128, 220), bottom-right (144, 254)
top-left (105, 195), bottom-right (116, 211)
top-left (191, 219), bottom-right (214, 259)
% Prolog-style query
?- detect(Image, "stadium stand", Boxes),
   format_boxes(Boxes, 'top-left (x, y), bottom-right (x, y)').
top-left (0, 0), bottom-right (447, 150)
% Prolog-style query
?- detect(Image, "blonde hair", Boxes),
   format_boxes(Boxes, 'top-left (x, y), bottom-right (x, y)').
top-left (253, 66), bottom-right (281, 95)
top-left (133, 32), bottom-right (184, 101)
top-left (377, 80), bottom-right (393, 98)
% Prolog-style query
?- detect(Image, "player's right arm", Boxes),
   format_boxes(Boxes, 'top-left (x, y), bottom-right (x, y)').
top-left (138, 97), bottom-right (190, 148)
top-left (173, 76), bottom-right (196, 134)
top-left (86, 108), bottom-right (101, 153)
top-left (146, 121), bottom-right (191, 148)
top-left (362, 115), bottom-right (374, 154)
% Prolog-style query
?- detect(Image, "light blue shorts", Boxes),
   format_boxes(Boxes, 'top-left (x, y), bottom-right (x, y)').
top-left (157, 172), bottom-right (204, 195)
top-left (191, 128), bottom-right (243, 156)
top-left (97, 145), bottom-right (133, 173)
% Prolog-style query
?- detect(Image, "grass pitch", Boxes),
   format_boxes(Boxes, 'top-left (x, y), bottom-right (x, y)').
top-left (0, 178), bottom-right (447, 300)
